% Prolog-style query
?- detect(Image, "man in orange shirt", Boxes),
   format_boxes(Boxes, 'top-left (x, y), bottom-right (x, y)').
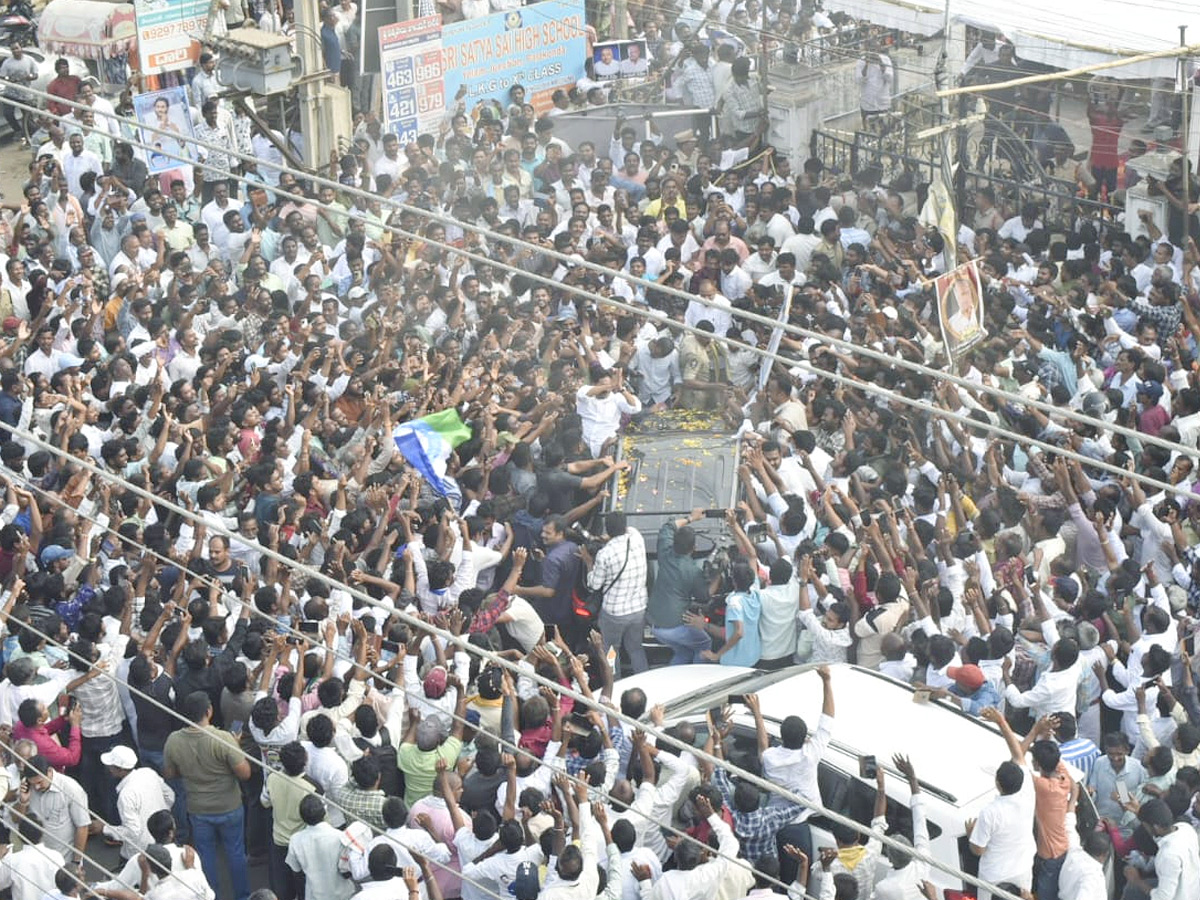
top-left (1030, 716), bottom-right (1078, 900)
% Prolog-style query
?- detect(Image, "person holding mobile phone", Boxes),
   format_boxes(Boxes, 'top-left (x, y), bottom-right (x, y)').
top-left (1086, 732), bottom-right (1145, 833)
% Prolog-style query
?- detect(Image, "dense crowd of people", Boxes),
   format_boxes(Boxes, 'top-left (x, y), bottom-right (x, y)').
top-left (1, 2), bottom-right (1200, 900)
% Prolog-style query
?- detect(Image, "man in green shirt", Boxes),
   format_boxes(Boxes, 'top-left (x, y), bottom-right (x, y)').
top-left (264, 741), bottom-right (318, 900)
top-left (647, 509), bottom-right (714, 664)
top-left (164, 691), bottom-right (252, 900)
top-left (399, 685), bottom-right (468, 807)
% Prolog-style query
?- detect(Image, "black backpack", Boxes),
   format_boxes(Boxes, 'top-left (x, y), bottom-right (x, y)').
top-left (354, 726), bottom-right (402, 797)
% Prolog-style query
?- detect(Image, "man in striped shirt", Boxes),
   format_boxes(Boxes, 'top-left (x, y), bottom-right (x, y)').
top-left (1054, 713), bottom-right (1100, 781)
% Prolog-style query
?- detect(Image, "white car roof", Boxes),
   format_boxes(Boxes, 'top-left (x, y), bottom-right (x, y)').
top-left (746, 665), bottom-right (1005, 808)
top-left (617, 663), bottom-right (1006, 809)
top-left (613, 664), bottom-right (757, 712)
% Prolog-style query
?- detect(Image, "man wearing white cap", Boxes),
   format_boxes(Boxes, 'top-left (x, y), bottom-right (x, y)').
top-left (101, 745), bottom-right (175, 859)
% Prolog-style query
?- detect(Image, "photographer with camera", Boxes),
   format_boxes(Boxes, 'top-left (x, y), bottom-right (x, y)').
top-left (647, 508), bottom-right (715, 665)
top-left (579, 511), bottom-right (648, 677)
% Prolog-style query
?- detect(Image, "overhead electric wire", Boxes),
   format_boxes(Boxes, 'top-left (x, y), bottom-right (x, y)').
top-left (10, 81), bottom-right (1199, 485)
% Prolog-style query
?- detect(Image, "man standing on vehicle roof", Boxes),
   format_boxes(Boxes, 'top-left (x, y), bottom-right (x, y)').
top-left (968, 708), bottom-right (1036, 900)
top-left (767, 667), bottom-right (834, 890)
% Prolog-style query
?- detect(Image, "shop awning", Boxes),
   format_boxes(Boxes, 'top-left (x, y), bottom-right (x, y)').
top-left (825, 0), bottom-right (1200, 80)
top-left (38, 0), bottom-right (136, 60)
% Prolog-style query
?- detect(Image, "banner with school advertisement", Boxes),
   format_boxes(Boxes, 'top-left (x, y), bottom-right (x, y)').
top-left (935, 259), bottom-right (987, 358)
top-left (441, 0), bottom-right (586, 113)
top-left (133, 0), bottom-right (209, 72)
top-left (378, 16), bottom-right (445, 148)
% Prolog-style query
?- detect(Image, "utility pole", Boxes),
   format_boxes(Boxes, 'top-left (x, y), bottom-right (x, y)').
top-left (933, 0), bottom-right (957, 270)
top-left (760, 0), bottom-right (769, 127)
top-left (1182, 25), bottom-right (1193, 244)
top-left (613, 0), bottom-right (627, 39)
top-left (293, 0), bottom-right (353, 170)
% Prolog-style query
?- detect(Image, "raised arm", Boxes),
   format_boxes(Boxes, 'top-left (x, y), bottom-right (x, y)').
top-left (980, 706), bottom-right (1024, 764)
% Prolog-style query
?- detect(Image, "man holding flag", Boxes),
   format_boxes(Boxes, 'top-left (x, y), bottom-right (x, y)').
top-left (392, 408), bottom-right (475, 502)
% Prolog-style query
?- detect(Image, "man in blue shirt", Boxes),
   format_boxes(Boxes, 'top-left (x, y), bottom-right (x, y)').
top-left (0, 370), bottom-right (24, 443)
top-left (520, 515), bottom-right (580, 641)
top-left (320, 8), bottom-right (341, 77)
top-left (700, 558), bottom-right (761, 667)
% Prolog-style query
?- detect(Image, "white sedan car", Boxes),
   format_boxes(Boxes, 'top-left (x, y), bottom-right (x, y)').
top-left (612, 663), bottom-right (1101, 899)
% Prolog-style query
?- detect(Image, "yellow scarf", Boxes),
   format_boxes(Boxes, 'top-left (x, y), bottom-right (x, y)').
top-left (837, 845), bottom-right (868, 871)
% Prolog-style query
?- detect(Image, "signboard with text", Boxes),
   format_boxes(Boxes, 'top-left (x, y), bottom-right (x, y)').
top-left (134, 0), bottom-right (209, 72)
top-left (378, 16), bottom-right (445, 148)
top-left (442, 0), bottom-right (585, 112)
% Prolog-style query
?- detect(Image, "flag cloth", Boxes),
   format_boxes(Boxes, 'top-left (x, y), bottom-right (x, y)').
top-left (393, 409), bottom-right (473, 496)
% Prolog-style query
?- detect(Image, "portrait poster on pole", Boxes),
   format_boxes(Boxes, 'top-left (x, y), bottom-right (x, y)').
top-left (935, 259), bottom-right (986, 358)
top-left (131, 86), bottom-right (196, 175)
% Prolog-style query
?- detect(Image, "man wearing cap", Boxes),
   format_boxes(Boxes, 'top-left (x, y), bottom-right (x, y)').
top-left (404, 647), bottom-right (468, 734)
top-left (921, 664), bottom-right (1000, 717)
top-left (399, 686), bottom-right (469, 806)
top-left (38, 543), bottom-right (85, 588)
top-left (101, 745), bottom-right (175, 859)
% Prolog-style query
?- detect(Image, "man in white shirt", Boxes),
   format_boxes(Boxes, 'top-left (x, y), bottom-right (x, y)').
top-left (366, 798), bottom-right (452, 898)
top-left (968, 708), bottom-right (1036, 900)
top-left (594, 45), bottom-right (621, 78)
top-left (23, 326), bottom-right (83, 379)
top-left (607, 734), bottom-right (697, 863)
top-left (997, 203), bottom-right (1044, 243)
top-left (100, 746), bottom-right (175, 859)
top-left (351, 844), bottom-right (419, 900)
top-left (61, 132), bottom-right (103, 197)
top-left (302, 716), bottom-right (350, 826)
top-left (460, 815), bottom-right (542, 895)
top-left (684, 279), bottom-right (733, 338)
top-left (780, 221), bottom-right (822, 273)
top-left (201, 181), bottom-right (237, 243)
top-left (875, 757), bottom-right (931, 900)
top-left (0, 817), bottom-right (65, 900)
top-left (1058, 829), bottom-right (1111, 900)
top-left (576, 371), bottom-right (642, 457)
top-left (1125, 798), bottom-right (1200, 900)
top-left (287, 795), bottom-right (355, 900)
top-left (631, 793), bottom-right (738, 900)
top-left (718, 248), bottom-right (752, 301)
top-left (630, 336), bottom-right (680, 408)
top-left (762, 667), bottom-right (834, 883)
top-left (1001, 633), bottom-right (1081, 721)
